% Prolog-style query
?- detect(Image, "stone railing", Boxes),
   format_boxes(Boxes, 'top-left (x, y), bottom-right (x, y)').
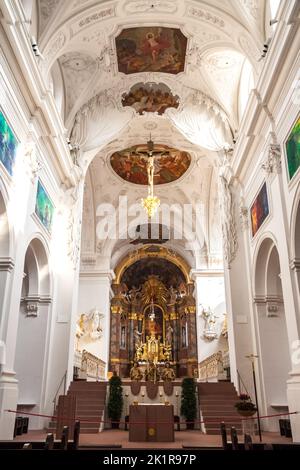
top-left (77, 350), bottom-right (106, 381)
top-left (198, 351), bottom-right (227, 382)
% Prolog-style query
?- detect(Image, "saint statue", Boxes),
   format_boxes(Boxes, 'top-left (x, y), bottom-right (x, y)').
top-left (145, 361), bottom-right (157, 382)
top-left (168, 286), bottom-right (177, 305)
top-left (166, 325), bottom-right (173, 345)
top-left (130, 362), bottom-right (143, 381)
top-left (133, 326), bottom-right (142, 346)
top-left (161, 362), bottom-right (175, 382)
top-left (135, 342), bottom-right (144, 362)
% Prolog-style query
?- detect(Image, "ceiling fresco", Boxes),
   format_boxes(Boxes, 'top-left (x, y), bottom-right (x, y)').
top-left (110, 143), bottom-right (191, 185)
top-left (115, 27), bottom-right (187, 75)
top-left (122, 82), bottom-right (179, 115)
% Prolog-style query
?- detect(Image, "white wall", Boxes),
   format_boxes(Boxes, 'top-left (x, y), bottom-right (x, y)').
top-left (193, 272), bottom-right (228, 362)
top-left (77, 274), bottom-right (113, 374)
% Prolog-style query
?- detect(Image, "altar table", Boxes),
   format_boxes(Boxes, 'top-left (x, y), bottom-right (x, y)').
top-left (129, 404), bottom-right (174, 442)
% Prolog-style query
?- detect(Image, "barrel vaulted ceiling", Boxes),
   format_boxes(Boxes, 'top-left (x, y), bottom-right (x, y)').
top-left (29, 0), bottom-right (273, 270)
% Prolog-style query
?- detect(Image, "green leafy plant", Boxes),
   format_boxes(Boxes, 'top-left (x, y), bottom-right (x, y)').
top-left (234, 394), bottom-right (257, 412)
top-left (107, 374), bottom-right (123, 427)
top-left (180, 377), bottom-right (197, 429)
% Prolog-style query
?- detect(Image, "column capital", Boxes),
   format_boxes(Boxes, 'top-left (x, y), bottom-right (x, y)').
top-left (290, 258), bottom-right (300, 272)
top-left (0, 257), bottom-right (15, 272)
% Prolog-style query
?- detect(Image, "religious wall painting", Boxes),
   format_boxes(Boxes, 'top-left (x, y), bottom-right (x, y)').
top-left (250, 182), bottom-right (269, 237)
top-left (122, 82), bottom-right (179, 115)
top-left (0, 109), bottom-right (18, 176)
top-left (116, 27), bottom-right (187, 75)
top-left (285, 115), bottom-right (300, 181)
top-left (144, 304), bottom-right (164, 341)
top-left (110, 144), bottom-right (191, 185)
top-left (35, 180), bottom-right (54, 233)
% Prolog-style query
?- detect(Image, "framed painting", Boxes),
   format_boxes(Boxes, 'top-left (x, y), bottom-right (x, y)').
top-left (0, 109), bottom-right (18, 176)
top-left (35, 180), bottom-right (54, 233)
top-left (110, 144), bottom-right (191, 185)
top-left (250, 182), bottom-right (269, 237)
top-left (116, 27), bottom-right (187, 75)
top-left (285, 115), bottom-right (300, 181)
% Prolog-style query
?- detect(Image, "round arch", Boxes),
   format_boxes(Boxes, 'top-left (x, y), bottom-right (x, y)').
top-left (23, 233), bottom-right (52, 296)
top-left (114, 245), bottom-right (192, 284)
top-left (15, 235), bottom-right (52, 429)
top-left (253, 235), bottom-right (291, 432)
top-left (252, 231), bottom-right (278, 295)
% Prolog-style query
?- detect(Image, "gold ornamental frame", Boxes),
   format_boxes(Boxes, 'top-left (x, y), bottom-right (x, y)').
top-left (114, 245), bottom-right (191, 284)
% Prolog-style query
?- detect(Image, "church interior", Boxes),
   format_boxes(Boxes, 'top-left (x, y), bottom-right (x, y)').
top-left (0, 0), bottom-right (300, 453)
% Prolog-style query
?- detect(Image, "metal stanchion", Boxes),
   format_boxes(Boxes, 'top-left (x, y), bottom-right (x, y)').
top-left (246, 354), bottom-right (262, 442)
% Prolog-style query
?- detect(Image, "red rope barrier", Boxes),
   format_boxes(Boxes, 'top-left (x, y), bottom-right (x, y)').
top-left (5, 408), bottom-right (299, 426)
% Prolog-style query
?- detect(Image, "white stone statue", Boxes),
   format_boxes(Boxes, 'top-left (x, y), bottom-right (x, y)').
top-left (202, 307), bottom-right (218, 340)
top-left (166, 325), bottom-right (173, 345)
top-left (133, 326), bottom-right (142, 346)
top-left (80, 309), bottom-right (104, 340)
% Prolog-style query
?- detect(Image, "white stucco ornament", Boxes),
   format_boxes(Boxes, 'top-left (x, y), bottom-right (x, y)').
top-left (79, 309), bottom-right (104, 340)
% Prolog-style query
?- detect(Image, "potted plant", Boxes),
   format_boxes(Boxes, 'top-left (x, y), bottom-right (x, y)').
top-left (180, 377), bottom-right (197, 429)
top-left (107, 373), bottom-right (123, 429)
top-left (235, 394), bottom-right (257, 417)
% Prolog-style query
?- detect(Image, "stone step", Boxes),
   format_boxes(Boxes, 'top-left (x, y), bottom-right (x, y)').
top-left (200, 402), bottom-right (236, 410)
top-left (200, 400), bottom-right (237, 405)
top-left (75, 409), bottom-right (105, 416)
top-left (69, 389), bottom-right (107, 393)
top-left (200, 410), bottom-right (240, 416)
top-left (76, 405), bottom-right (105, 411)
top-left (198, 383), bottom-right (238, 394)
top-left (48, 380), bottom-right (107, 433)
top-left (69, 392), bottom-right (106, 395)
top-left (198, 381), bottom-right (241, 434)
top-left (80, 428), bottom-right (101, 434)
top-left (69, 384), bottom-right (107, 389)
top-left (74, 400), bottom-right (106, 405)
top-left (200, 396), bottom-right (238, 400)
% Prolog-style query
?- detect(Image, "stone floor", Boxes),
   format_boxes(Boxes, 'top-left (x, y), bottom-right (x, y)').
top-left (13, 429), bottom-right (292, 449)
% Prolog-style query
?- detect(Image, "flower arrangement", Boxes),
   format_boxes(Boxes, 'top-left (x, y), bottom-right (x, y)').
top-left (235, 394), bottom-right (257, 415)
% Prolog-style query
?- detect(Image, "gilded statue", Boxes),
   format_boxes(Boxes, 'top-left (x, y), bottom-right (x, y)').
top-left (130, 362), bottom-right (143, 381)
top-left (135, 342), bottom-right (144, 361)
top-left (161, 362), bottom-right (175, 382)
top-left (145, 361), bottom-right (157, 382)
